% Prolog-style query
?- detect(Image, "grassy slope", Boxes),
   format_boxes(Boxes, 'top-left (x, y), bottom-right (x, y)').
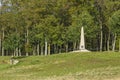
top-left (0, 52), bottom-right (120, 80)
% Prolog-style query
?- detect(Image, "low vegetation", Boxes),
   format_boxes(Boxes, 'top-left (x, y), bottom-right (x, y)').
top-left (0, 52), bottom-right (120, 80)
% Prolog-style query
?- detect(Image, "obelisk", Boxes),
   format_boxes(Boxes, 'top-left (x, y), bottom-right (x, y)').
top-left (72, 26), bottom-right (90, 52)
top-left (79, 26), bottom-right (85, 50)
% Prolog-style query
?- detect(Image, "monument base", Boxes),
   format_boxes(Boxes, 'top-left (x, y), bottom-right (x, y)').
top-left (72, 49), bottom-right (91, 52)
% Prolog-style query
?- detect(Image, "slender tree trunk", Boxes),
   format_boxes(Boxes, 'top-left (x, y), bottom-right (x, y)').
top-left (104, 34), bottom-right (107, 51)
top-left (37, 43), bottom-right (40, 56)
top-left (45, 38), bottom-right (47, 56)
top-left (16, 47), bottom-right (19, 56)
top-left (112, 33), bottom-right (116, 51)
top-left (26, 27), bottom-right (29, 56)
top-left (0, 38), bottom-right (1, 56)
top-left (2, 30), bottom-right (4, 56)
top-left (53, 44), bottom-right (55, 54)
top-left (33, 46), bottom-right (36, 56)
top-left (2, 46), bottom-right (4, 56)
top-left (58, 45), bottom-right (59, 53)
top-left (77, 40), bottom-right (79, 50)
top-left (65, 43), bottom-right (68, 52)
top-left (6, 50), bottom-right (8, 56)
top-left (41, 45), bottom-right (44, 55)
top-left (91, 39), bottom-right (93, 51)
top-left (19, 48), bottom-right (21, 56)
top-left (119, 39), bottom-right (120, 52)
top-left (107, 32), bottom-right (110, 51)
top-left (48, 43), bottom-right (50, 55)
top-left (54, 44), bottom-right (57, 54)
top-left (100, 24), bottom-right (103, 52)
top-left (26, 52), bottom-right (28, 56)
top-left (59, 45), bottom-right (62, 53)
top-left (73, 42), bottom-right (76, 51)
top-left (14, 49), bottom-right (16, 56)
top-left (97, 35), bottom-right (99, 51)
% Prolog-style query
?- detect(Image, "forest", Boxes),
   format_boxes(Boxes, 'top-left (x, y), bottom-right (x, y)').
top-left (0, 0), bottom-right (120, 56)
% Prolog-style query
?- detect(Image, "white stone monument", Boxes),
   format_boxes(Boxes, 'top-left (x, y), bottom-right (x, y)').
top-left (73, 26), bottom-right (90, 52)
top-left (80, 26), bottom-right (85, 50)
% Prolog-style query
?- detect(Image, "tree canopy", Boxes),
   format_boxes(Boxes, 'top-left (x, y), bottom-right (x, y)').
top-left (0, 0), bottom-right (120, 56)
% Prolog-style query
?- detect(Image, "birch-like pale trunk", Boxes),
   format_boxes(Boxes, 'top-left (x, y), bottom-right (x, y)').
top-left (48, 44), bottom-right (50, 55)
top-left (0, 38), bottom-right (1, 55)
top-left (26, 27), bottom-right (29, 56)
top-left (112, 33), bottom-right (116, 51)
top-left (73, 42), bottom-right (76, 51)
top-left (33, 46), bottom-right (36, 56)
top-left (65, 43), bottom-right (68, 52)
top-left (37, 43), bottom-right (40, 56)
top-left (16, 47), bottom-right (19, 56)
top-left (19, 48), bottom-right (21, 56)
top-left (41, 45), bottom-right (44, 55)
top-left (104, 34), bottom-right (107, 51)
top-left (54, 44), bottom-right (57, 54)
top-left (119, 39), bottom-right (120, 52)
top-left (107, 32), bottom-right (110, 51)
top-left (100, 23), bottom-right (103, 52)
top-left (2, 29), bottom-right (4, 56)
top-left (14, 50), bottom-right (16, 56)
top-left (6, 50), bottom-right (8, 56)
top-left (45, 38), bottom-right (47, 56)
top-left (59, 45), bottom-right (62, 53)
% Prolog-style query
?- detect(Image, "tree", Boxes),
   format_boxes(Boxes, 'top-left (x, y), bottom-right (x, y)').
top-left (108, 10), bottom-right (120, 51)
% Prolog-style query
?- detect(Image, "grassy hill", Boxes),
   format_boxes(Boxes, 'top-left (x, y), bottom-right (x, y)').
top-left (0, 52), bottom-right (120, 80)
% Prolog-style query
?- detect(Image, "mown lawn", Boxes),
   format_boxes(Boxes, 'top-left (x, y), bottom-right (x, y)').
top-left (0, 52), bottom-right (120, 80)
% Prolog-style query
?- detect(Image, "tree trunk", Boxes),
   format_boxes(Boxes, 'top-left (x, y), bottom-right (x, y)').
top-left (16, 47), bottom-right (19, 56)
top-left (19, 48), bottom-right (21, 56)
top-left (104, 34), bottom-right (107, 51)
top-left (2, 30), bottom-right (5, 56)
top-left (2, 47), bottom-right (4, 56)
top-left (26, 53), bottom-right (28, 56)
top-left (73, 42), bottom-right (76, 51)
top-left (112, 33), bottom-right (116, 51)
top-left (97, 34), bottom-right (99, 51)
top-left (0, 38), bottom-right (1, 56)
top-left (107, 32), bottom-right (110, 51)
top-left (33, 46), bottom-right (36, 56)
top-left (37, 43), bottom-right (40, 56)
top-left (26, 28), bottom-right (29, 56)
top-left (65, 43), bottom-right (68, 52)
top-left (91, 39), bottom-right (93, 51)
top-left (41, 45), bottom-right (44, 55)
top-left (6, 50), bottom-right (8, 56)
top-left (59, 45), bottom-right (62, 53)
top-left (48, 43), bottom-right (50, 55)
top-left (100, 24), bottom-right (103, 52)
top-left (77, 40), bottom-right (80, 50)
top-left (14, 50), bottom-right (16, 56)
top-left (54, 44), bottom-right (57, 54)
top-left (45, 38), bottom-right (47, 56)
top-left (119, 39), bottom-right (120, 52)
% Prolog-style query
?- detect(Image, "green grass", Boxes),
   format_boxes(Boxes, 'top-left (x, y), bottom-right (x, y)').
top-left (0, 52), bottom-right (120, 80)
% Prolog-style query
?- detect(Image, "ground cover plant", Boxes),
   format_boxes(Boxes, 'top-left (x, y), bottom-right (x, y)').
top-left (0, 52), bottom-right (120, 80)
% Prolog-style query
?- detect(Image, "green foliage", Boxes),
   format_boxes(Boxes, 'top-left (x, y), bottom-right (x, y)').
top-left (25, 43), bottom-right (32, 53)
top-left (108, 10), bottom-right (120, 34)
top-left (0, 0), bottom-right (120, 55)
top-left (3, 33), bottom-right (21, 51)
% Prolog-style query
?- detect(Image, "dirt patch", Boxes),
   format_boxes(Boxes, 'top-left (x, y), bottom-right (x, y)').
top-left (53, 60), bottom-right (66, 64)
top-left (0, 60), bottom-right (9, 64)
top-left (105, 77), bottom-right (120, 80)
